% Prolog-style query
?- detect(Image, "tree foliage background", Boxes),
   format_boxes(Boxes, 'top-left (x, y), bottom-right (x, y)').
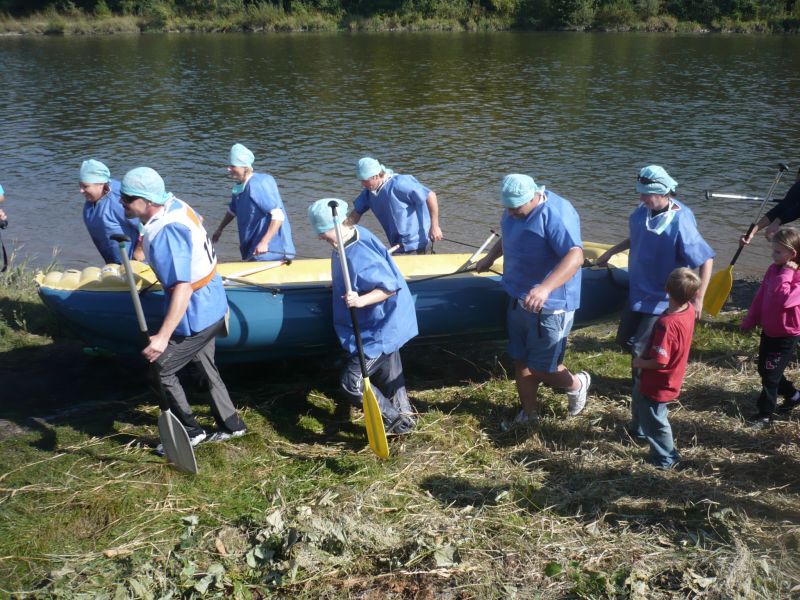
top-left (1, 0), bottom-right (799, 29)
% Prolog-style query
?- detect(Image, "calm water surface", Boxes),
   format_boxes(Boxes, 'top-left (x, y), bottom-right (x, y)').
top-left (0, 32), bottom-right (798, 276)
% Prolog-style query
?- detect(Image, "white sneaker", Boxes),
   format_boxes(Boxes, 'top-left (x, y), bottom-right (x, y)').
top-left (155, 430), bottom-right (207, 456)
top-left (206, 427), bottom-right (247, 443)
top-left (567, 371), bottom-right (590, 416)
top-left (500, 409), bottom-right (539, 432)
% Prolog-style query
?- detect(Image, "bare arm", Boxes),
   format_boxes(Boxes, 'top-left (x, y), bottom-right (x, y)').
top-left (475, 238), bottom-right (503, 272)
top-left (142, 282), bottom-right (193, 363)
top-left (692, 257), bottom-right (714, 317)
top-left (253, 218), bottom-right (283, 256)
top-left (211, 212), bottom-right (235, 244)
top-left (426, 191), bottom-right (442, 242)
top-left (344, 210), bottom-right (362, 227)
top-left (344, 288), bottom-right (394, 308)
top-left (132, 236), bottom-right (145, 262)
top-left (522, 247), bottom-right (584, 313)
top-left (595, 238), bottom-right (631, 267)
top-left (741, 215), bottom-right (774, 246)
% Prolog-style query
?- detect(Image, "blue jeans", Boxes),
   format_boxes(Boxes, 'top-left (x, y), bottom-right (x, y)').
top-left (632, 388), bottom-right (680, 469)
top-left (617, 308), bottom-right (660, 436)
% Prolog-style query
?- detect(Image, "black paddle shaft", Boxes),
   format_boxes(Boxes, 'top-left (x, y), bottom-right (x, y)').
top-left (730, 162), bottom-right (790, 267)
top-left (328, 201), bottom-right (370, 378)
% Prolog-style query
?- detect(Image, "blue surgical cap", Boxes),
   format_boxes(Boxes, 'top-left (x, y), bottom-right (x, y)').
top-left (501, 174), bottom-right (544, 208)
top-left (308, 198), bottom-right (348, 234)
top-left (121, 167), bottom-right (170, 205)
top-left (636, 165), bottom-right (678, 196)
top-left (0, 183), bottom-right (4, 196)
top-left (230, 143), bottom-right (255, 168)
top-left (80, 159), bottom-right (111, 184)
top-left (357, 157), bottom-right (385, 180)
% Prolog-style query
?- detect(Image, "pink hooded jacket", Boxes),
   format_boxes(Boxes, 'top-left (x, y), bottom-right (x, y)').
top-left (741, 263), bottom-right (800, 337)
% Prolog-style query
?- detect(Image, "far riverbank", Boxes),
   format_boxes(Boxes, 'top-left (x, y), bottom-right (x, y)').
top-left (1, 5), bottom-right (799, 37)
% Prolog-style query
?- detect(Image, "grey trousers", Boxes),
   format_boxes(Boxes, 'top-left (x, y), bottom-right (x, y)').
top-left (148, 318), bottom-right (245, 438)
top-left (340, 350), bottom-right (414, 427)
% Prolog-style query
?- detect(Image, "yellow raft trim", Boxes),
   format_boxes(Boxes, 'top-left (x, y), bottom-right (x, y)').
top-left (34, 242), bottom-right (627, 293)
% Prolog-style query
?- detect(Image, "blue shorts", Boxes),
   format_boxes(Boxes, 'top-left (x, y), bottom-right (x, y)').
top-left (507, 299), bottom-right (575, 373)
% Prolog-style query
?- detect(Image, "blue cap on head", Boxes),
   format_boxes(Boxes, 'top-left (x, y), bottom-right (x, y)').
top-left (500, 174), bottom-right (544, 208)
top-left (229, 143), bottom-right (255, 168)
top-left (636, 165), bottom-right (677, 196)
top-left (121, 167), bottom-right (170, 205)
top-left (0, 183), bottom-right (4, 196)
top-left (308, 198), bottom-right (348, 235)
top-left (80, 159), bottom-right (111, 184)
top-left (357, 157), bottom-right (385, 180)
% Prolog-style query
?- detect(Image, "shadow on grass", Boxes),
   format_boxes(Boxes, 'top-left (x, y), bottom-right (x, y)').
top-left (509, 448), bottom-right (800, 530)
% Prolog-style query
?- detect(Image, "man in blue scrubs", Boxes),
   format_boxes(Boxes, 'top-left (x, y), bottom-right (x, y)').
top-left (596, 165), bottom-right (714, 438)
top-left (345, 157), bottom-right (442, 254)
top-left (308, 198), bottom-right (417, 434)
top-left (80, 159), bottom-right (143, 264)
top-left (211, 143), bottom-right (295, 262)
top-left (120, 167), bottom-right (247, 453)
top-left (476, 174), bottom-right (590, 429)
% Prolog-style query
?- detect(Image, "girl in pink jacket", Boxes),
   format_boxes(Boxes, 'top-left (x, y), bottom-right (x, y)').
top-left (741, 228), bottom-right (800, 426)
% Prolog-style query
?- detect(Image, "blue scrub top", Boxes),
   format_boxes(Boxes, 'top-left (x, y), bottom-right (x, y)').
top-left (331, 226), bottom-right (419, 358)
top-left (628, 200), bottom-right (715, 315)
top-left (229, 173), bottom-right (295, 261)
top-left (82, 179), bottom-right (141, 264)
top-left (500, 190), bottom-right (583, 312)
top-left (147, 205), bottom-right (228, 337)
top-left (353, 174), bottom-right (432, 253)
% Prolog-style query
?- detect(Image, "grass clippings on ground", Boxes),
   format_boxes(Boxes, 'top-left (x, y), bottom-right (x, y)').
top-left (1, 273), bottom-right (799, 598)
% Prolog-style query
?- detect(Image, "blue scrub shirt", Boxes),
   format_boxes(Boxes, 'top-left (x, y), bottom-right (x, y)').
top-left (353, 174), bottom-right (432, 253)
top-left (229, 173), bottom-right (295, 261)
top-left (628, 200), bottom-right (715, 315)
top-left (500, 190), bottom-right (583, 312)
top-left (331, 226), bottom-right (418, 358)
top-left (147, 203), bottom-right (228, 336)
top-left (82, 179), bottom-right (141, 264)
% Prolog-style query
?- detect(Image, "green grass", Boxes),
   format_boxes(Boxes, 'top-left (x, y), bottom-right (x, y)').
top-left (2, 270), bottom-right (799, 597)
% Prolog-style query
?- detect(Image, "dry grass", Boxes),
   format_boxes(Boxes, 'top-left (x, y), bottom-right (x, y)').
top-left (1, 280), bottom-right (800, 597)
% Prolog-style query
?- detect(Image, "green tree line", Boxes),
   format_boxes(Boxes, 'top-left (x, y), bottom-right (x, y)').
top-left (2, 0), bottom-right (799, 31)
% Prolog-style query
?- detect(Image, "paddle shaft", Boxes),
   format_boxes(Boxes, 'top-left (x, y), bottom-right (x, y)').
top-left (705, 191), bottom-right (769, 202)
top-left (111, 234), bottom-right (149, 342)
top-left (328, 203), bottom-right (370, 377)
top-left (729, 163), bottom-right (790, 267)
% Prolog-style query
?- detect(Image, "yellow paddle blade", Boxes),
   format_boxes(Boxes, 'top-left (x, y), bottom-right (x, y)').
top-left (362, 378), bottom-right (389, 460)
top-left (703, 266), bottom-right (734, 316)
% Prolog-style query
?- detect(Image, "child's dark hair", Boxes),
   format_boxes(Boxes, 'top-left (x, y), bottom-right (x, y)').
top-left (773, 228), bottom-right (800, 258)
top-left (666, 267), bottom-right (701, 305)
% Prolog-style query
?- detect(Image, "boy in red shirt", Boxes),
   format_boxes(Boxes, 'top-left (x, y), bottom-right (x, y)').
top-left (632, 267), bottom-right (702, 469)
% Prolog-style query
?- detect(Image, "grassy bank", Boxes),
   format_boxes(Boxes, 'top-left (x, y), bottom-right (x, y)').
top-left (1, 5), bottom-right (798, 35)
top-left (1, 267), bottom-right (799, 598)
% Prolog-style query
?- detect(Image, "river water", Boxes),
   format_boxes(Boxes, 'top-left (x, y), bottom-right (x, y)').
top-left (0, 32), bottom-right (798, 276)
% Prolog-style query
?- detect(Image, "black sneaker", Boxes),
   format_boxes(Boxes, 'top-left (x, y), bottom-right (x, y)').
top-left (777, 397), bottom-right (800, 413)
top-left (748, 416), bottom-right (772, 430)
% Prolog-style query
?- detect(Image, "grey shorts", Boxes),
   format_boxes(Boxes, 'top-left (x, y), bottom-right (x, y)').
top-left (507, 300), bottom-right (575, 373)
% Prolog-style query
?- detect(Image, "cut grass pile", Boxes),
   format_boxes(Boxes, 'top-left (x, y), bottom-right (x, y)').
top-left (1, 271), bottom-right (799, 598)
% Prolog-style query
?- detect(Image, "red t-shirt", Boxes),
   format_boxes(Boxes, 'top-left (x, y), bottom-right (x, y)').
top-left (639, 304), bottom-right (696, 403)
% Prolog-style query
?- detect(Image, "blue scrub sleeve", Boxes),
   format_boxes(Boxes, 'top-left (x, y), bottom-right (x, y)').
top-left (149, 224), bottom-right (194, 288)
top-left (249, 175), bottom-right (281, 214)
top-left (676, 211), bottom-right (715, 268)
top-left (353, 190), bottom-right (371, 215)
top-left (351, 256), bottom-right (402, 295)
